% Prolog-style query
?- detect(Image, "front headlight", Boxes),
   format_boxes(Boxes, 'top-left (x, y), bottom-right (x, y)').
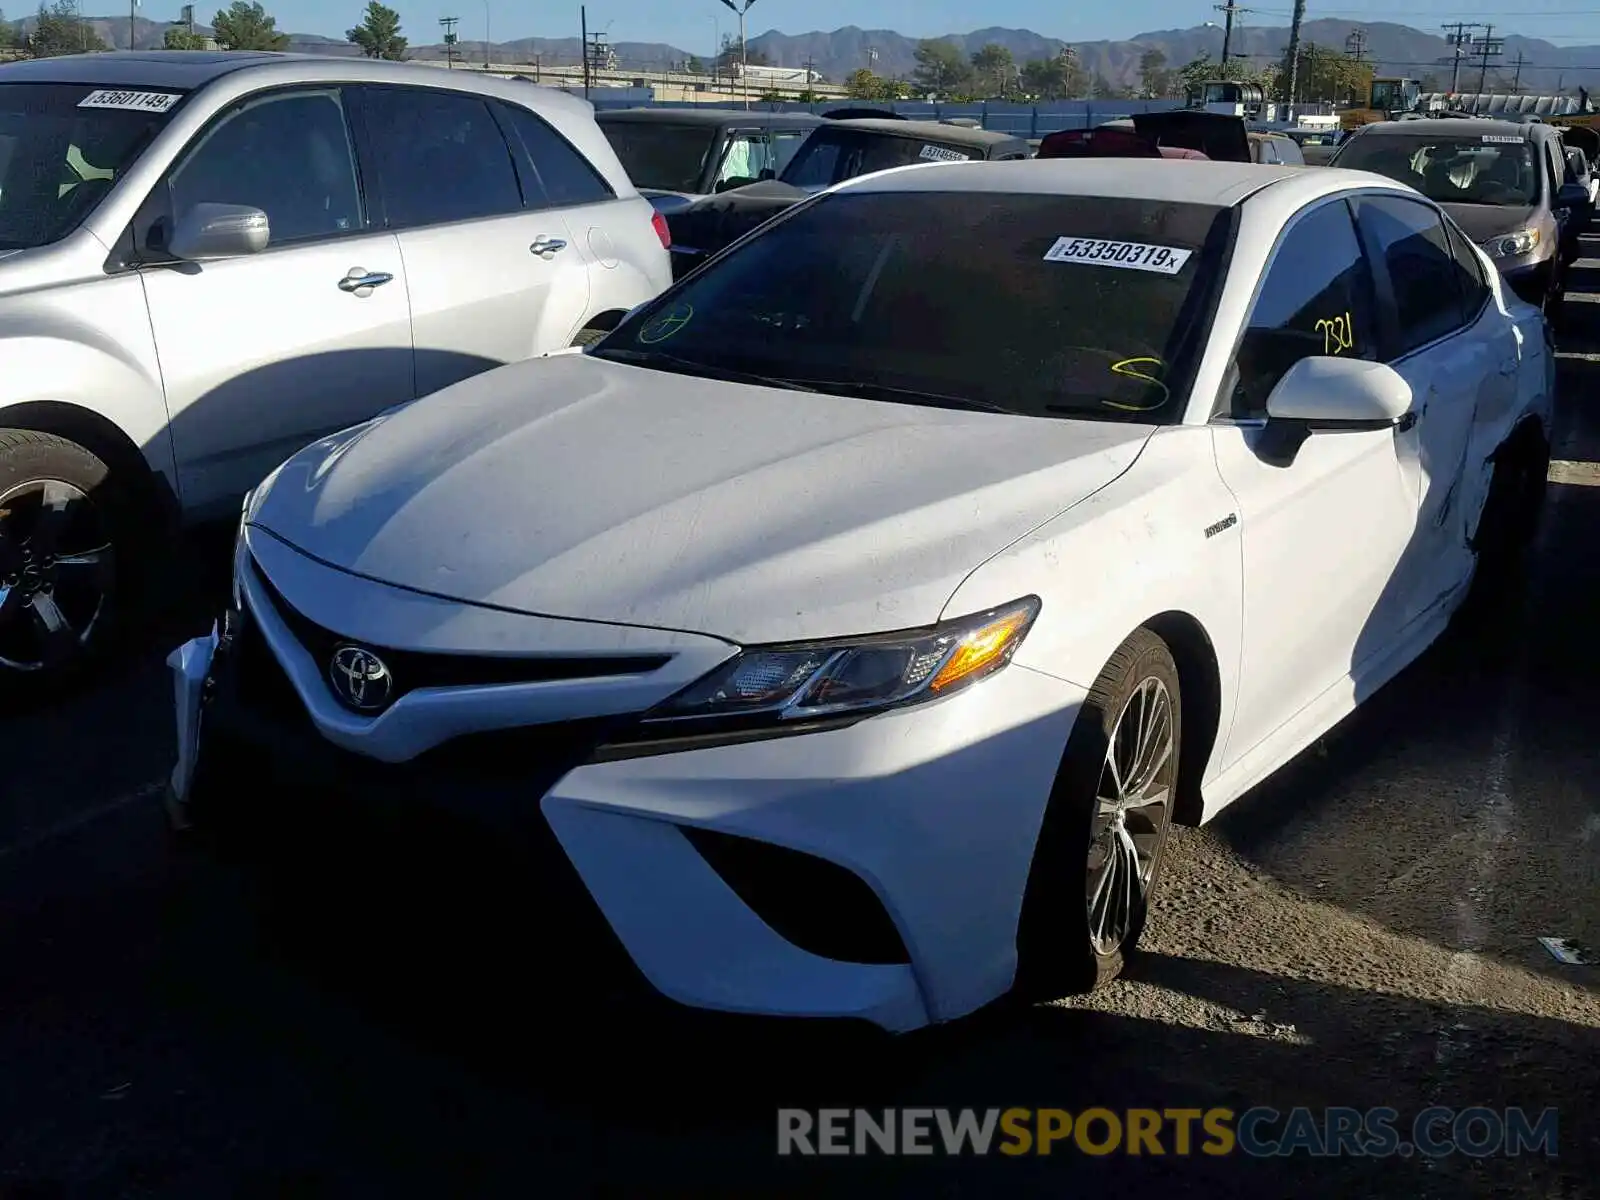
top-left (642, 596), bottom-right (1041, 729)
top-left (1483, 228), bottom-right (1540, 259)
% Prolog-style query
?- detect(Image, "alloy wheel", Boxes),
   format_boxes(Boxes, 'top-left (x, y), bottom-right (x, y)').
top-left (0, 478), bottom-right (114, 672)
top-left (1085, 676), bottom-right (1176, 955)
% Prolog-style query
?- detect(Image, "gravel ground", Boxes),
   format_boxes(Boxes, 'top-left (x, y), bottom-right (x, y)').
top-left (1, 242), bottom-right (1597, 1198)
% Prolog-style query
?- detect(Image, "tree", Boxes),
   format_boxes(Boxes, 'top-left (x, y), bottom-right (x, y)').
top-left (685, 54), bottom-right (703, 74)
top-left (845, 67), bottom-right (891, 99)
top-left (0, 9), bottom-right (11, 49)
top-left (28, 0), bottom-right (108, 56)
top-left (715, 32), bottom-right (768, 71)
top-left (970, 42), bottom-right (1014, 97)
top-left (911, 39), bottom-right (973, 96)
top-left (1138, 48), bottom-right (1175, 98)
top-left (1276, 42), bottom-right (1369, 105)
top-left (1019, 51), bottom-right (1085, 101)
top-left (346, 1), bottom-right (404, 60)
top-left (163, 26), bottom-right (207, 49)
top-left (211, 1), bottom-right (288, 51)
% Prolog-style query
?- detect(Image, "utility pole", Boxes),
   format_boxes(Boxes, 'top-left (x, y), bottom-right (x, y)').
top-left (129, 0), bottom-right (137, 50)
top-left (718, 0), bottom-right (757, 110)
top-left (440, 16), bottom-right (459, 68)
top-left (482, 0), bottom-right (491, 69)
top-left (1441, 22), bottom-right (1481, 93)
top-left (1510, 49), bottom-right (1527, 93)
top-left (1284, 0), bottom-right (1307, 117)
top-left (1473, 25), bottom-right (1503, 95)
top-left (580, 5), bottom-right (590, 97)
top-left (1214, 1), bottom-right (1250, 74)
top-left (1344, 27), bottom-right (1367, 64)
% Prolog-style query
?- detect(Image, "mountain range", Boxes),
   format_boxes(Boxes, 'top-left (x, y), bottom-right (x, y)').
top-left (14, 15), bottom-right (1600, 95)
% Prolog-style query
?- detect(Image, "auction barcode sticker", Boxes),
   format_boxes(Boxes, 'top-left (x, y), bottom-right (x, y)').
top-left (1043, 237), bottom-right (1193, 275)
top-left (1481, 134), bottom-right (1523, 144)
top-left (919, 144), bottom-right (967, 162)
top-left (78, 89), bottom-right (182, 113)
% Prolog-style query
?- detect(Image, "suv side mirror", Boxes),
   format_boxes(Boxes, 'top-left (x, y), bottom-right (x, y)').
top-left (169, 203), bottom-right (270, 261)
top-left (1556, 181), bottom-right (1590, 210)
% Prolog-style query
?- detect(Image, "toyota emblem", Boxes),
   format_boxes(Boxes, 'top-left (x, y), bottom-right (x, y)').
top-left (329, 645), bottom-right (394, 713)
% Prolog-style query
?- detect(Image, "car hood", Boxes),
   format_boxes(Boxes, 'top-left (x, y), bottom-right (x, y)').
top-left (641, 189), bottom-right (700, 214)
top-left (1442, 203), bottom-right (1540, 244)
top-left (665, 179), bottom-right (810, 254)
top-left (253, 354), bottom-right (1152, 644)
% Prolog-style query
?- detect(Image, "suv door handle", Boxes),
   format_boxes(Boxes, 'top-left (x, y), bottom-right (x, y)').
top-left (531, 235), bottom-right (567, 256)
top-left (338, 269), bottom-right (394, 294)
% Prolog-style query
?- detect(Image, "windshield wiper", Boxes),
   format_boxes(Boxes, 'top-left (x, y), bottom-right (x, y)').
top-left (596, 347), bottom-right (817, 392)
top-left (783, 379), bottom-right (1017, 414)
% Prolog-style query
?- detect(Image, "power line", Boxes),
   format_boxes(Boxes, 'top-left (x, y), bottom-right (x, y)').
top-left (1473, 23), bottom-right (1506, 92)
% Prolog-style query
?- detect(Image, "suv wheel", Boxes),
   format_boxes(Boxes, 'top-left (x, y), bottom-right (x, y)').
top-left (0, 430), bottom-right (123, 683)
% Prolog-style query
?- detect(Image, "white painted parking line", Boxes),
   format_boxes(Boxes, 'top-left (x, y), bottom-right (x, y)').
top-left (0, 780), bottom-right (165, 864)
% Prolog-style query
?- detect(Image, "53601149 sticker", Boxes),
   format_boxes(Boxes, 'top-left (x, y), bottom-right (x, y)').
top-left (918, 144), bottom-right (967, 162)
top-left (1481, 134), bottom-right (1523, 144)
top-left (77, 89), bottom-right (182, 113)
top-left (1042, 237), bottom-right (1193, 275)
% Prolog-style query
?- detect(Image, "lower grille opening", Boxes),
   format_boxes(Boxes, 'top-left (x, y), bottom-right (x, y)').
top-left (680, 827), bottom-right (911, 965)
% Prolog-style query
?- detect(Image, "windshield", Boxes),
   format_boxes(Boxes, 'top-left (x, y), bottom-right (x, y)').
top-left (1335, 133), bottom-right (1541, 206)
top-left (780, 129), bottom-right (981, 189)
top-left (598, 121), bottom-right (721, 193)
top-left (592, 191), bottom-right (1231, 422)
top-left (0, 83), bottom-right (182, 250)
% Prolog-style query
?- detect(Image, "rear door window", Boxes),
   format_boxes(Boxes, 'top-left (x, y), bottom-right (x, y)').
top-left (499, 102), bottom-right (615, 208)
top-left (1354, 195), bottom-right (1467, 356)
top-left (361, 86), bottom-right (524, 228)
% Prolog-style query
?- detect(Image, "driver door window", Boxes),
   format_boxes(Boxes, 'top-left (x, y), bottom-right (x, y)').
top-left (1228, 199), bottom-right (1377, 418)
top-left (715, 131), bottom-right (770, 190)
top-left (166, 89), bottom-right (364, 247)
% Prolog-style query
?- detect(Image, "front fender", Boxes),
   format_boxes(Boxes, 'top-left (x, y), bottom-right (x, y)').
top-left (0, 276), bottom-right (176, 491)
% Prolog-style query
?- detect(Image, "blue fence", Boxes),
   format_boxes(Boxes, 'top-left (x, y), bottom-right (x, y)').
top-left (569, 94), bottom-right (1192, 138)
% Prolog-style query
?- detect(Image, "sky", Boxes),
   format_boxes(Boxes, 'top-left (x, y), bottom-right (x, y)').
top-left (168, 0), bottom-right (1600, 52)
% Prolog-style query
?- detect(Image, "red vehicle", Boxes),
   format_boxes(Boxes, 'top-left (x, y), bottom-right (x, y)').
top-left (1037, 112), bottom-right (1253, 163)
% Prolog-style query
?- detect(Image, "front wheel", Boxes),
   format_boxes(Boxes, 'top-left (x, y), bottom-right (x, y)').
top-left (0, 430), bottom-right (122, 687)
top-left (1014, 628), bottom-right (1182, 999)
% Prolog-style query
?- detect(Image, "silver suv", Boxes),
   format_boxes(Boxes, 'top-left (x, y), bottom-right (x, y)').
top-left (0, 52), bottom-right (672, 683)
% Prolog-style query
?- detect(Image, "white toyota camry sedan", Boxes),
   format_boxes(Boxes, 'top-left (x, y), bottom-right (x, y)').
top-left (168, 159), bottom-right (1554, 1034)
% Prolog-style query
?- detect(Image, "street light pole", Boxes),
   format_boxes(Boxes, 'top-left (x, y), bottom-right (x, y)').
top-left (719, 0), bottom-right (756, 109)
top-left (483, 0), bottom-right (491, 69)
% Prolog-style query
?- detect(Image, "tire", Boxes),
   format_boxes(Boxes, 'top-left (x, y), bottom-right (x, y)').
top-left (1013, 628), bottom-right (1182, 1000)
top-left (1464, 426), bottom-right (1550, 612)
top-left (571, 325), bottom-right (610, 348)
top-left (0, 429), bottom-right (134, 689)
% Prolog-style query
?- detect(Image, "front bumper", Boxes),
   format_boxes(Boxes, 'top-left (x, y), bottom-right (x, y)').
top-left (169, 540), bottom-right (1086, 1033)
top-left (1500, 257), bottom-right (1557, 307)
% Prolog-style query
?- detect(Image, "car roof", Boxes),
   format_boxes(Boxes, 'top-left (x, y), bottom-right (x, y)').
top-left (828, 118), bottom-right (1025, 149)
top-left (0, 49), bottom-right (294, 89)
top-left (0, 51), bottom-right (603, 124)
top-left (594, 107), bottom-right (823, 127)
top-left (1354, 117), bottom-right (1549, 140)
top-left (836, 158), bottom-right (1308, 205)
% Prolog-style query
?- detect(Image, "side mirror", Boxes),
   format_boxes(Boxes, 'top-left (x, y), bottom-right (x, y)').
top-left (1556, 181), bottom-right (1590, 210)
top-left (1266, 356), bottom-right (1413, 427)
top-left (168, 203), bottom-right (270, 261)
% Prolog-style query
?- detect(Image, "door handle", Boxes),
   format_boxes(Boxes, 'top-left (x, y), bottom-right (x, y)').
top-left (338, 269), bottom-right (394, 293)
top-left (531, 235), bottom-right (567, 256)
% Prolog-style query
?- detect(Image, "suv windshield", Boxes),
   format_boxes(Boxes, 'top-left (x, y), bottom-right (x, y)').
top-left (1335, 133), bottom-right (1540, 206)
top-left (780, 128), bottom-right (981, 189)
top-left (593, 191), bottom-right (1231, 422)
top-left (598, 121), bottom-right (720, 193)
top-left (0, 83), bottom-right (182, 250)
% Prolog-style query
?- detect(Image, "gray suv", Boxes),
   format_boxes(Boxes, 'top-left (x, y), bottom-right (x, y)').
top-left (0, 53), bottom-right (672, 685)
